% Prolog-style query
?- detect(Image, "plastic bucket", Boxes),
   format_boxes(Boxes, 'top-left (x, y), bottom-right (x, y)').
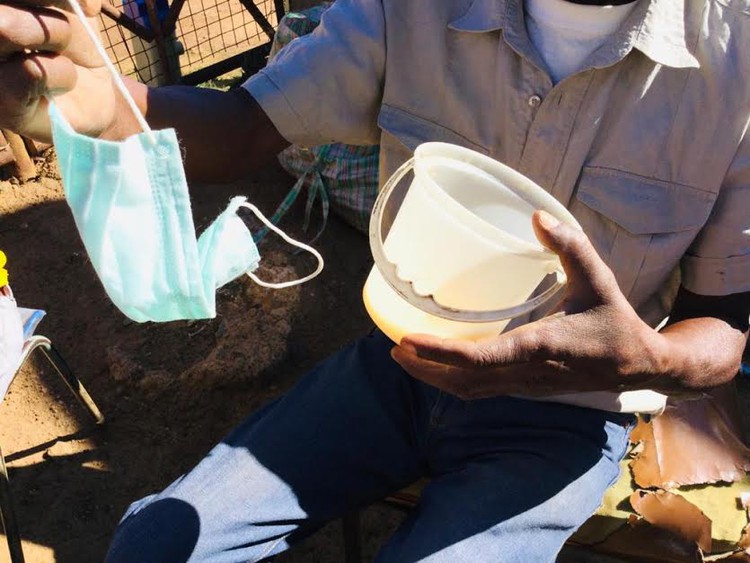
top-left (363, 142), bottom-right (581, 343)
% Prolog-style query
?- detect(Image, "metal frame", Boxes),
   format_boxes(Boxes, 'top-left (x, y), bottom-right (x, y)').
top-left (101, 0), bottom-right (284, 86)
top-left (0, 336), bottom-right (104, 563)
top-left (180, 42), bottom-right (271, 86)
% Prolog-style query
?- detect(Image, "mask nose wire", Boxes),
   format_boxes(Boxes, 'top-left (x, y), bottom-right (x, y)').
top-left (239, 202), bottom-right (325, 289)
top-left (63, 0), bottom-right (157, 145)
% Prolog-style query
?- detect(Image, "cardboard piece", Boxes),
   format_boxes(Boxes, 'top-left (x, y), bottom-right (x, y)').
top-left (574, 516), bottom-right (703, 563)
top-left (630, 388), bottom-right (750, 490)
top-left (714, 554), bottom-right (750, 562)
top-left (630, 490), bottom-right (712, 553)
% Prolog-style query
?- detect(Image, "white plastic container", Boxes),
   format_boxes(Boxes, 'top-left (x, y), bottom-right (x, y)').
top-left (363, 142), bottom-right (581, 343)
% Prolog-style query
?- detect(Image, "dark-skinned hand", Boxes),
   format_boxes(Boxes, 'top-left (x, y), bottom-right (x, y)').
top-left (391, 210), bottom-right (667, 399)
top-left (0, 0), bottom-right (116, 140)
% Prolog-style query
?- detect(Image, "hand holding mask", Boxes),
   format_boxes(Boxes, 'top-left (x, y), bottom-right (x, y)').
top-left (50, 0), bottom-right (324, 323)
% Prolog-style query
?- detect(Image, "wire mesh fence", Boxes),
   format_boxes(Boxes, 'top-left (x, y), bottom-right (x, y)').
top-left (98, 0), bottom-right (282, 86)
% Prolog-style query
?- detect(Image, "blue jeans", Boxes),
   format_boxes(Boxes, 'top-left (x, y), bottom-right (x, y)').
top-left (106, 330), bottom-right (634, 563)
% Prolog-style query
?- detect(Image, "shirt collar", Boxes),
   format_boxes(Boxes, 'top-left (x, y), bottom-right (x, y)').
top-left (448, 0), bottom-right (699, 70)
top-left (630, 0), bottom-right (700, 69)
top-left (448, 0), bottom-right (506, 32)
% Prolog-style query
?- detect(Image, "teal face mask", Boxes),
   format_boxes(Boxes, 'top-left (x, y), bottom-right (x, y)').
top-left (49, 103), bottom-right (323, 323)
top-left (47, 0), bottom-right (323, 323)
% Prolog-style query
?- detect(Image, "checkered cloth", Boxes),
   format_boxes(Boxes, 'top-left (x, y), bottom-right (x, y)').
top-left (257, 3), bottom-right (379, 243)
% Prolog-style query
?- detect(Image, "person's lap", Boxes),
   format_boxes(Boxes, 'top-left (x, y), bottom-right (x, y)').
top-left (105, 331), bottom-right (634, 563)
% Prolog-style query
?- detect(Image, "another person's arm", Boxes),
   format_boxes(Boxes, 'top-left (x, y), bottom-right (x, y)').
top-left (125, 83), bottom-right (290, 183)
top-left (0, 0), bottom-right (385, 182)
top-left (0, 0), bottom-right (286, 182)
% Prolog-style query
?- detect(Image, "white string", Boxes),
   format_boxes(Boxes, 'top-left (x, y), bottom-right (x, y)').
top-left (239, 202), bottom-right (325, 289)
top-left (65, 0), bottom-right (156, 144)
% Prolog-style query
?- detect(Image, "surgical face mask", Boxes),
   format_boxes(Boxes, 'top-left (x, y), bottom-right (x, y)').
top-left (49, 0), bottom-right (324, 323)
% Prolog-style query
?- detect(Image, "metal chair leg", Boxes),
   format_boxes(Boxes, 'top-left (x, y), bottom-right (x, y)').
top-left (342, 510), bottom-right (362, 563)
top-left (0, 445), bottom-right (25, 563)
top-left (0, 334), bottom-right (103, 562)
top-left (25, 336), bottom-right (104, 425)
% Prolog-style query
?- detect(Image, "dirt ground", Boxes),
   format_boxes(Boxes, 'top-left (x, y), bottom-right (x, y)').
top-left (0, 147), bottom-right (714, 563)
top-left (0, 147), bottom-right (412, 562)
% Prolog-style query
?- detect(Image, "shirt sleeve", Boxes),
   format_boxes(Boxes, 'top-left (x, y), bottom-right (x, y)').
top-left (682, 122), bottom-right (750, 296)
top-left (242, 0), bottom-right (385, 147)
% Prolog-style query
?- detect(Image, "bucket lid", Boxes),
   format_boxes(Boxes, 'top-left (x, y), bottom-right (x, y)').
top-left (370, 143), bottom-right (583, 323)
top-left (415, 155), bottom-right (555, 259)
top-left (414, 143), bottom-right (581, 236)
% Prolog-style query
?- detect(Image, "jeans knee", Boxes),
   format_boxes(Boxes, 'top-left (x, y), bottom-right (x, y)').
top-left (106, 497), bottom-right (201, 563)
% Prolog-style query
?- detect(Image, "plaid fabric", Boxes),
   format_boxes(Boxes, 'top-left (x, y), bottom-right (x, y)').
top-left (259, 2), bottom-right (379, 241)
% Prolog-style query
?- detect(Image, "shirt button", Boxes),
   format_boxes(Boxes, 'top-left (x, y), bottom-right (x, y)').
top-left (528, 95), bottom-right (542, 108)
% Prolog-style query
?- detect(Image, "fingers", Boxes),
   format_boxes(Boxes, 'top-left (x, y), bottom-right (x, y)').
top-left (532, 210), bottom-right (620, 304)
top-left (397, 335), bottom-right (485, 367)
top-left (398, 330), bottom-right (541, 369)
top-left (0, 53), bottom-right (76, 129)
top-left (71, 0), bottom-right (101, 17)
top-left (0, 5), bottom-right (70, 57)
top-left (391, 344), bottom-right (588, 399)
top-left (2, 0), bottom-right (101, 17)
top-left (390, 345), bottom-right (497, 399)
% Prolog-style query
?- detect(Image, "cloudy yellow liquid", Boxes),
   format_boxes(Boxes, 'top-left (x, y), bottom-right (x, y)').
top-left (362, 268), bottom-right (512, 344)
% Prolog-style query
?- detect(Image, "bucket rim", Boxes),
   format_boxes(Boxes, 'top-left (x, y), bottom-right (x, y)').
top-left (414, 142), bottom-right (582, 236)
top-left (415, 155), bottom-right (555, 258)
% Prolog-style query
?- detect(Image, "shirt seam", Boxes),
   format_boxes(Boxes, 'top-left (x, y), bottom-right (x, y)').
top-left (380, 104), bottom-right (491, 153)
top-left (583, 165), bottom-right (716, 196)
top-left (258, 70), bottom-right (321, 143)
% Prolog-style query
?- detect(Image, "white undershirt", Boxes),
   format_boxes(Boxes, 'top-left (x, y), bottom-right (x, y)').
top-left (525, 0), bottom-right (638, 83)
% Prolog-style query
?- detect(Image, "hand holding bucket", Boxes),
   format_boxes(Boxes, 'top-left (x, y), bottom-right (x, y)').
top-left (363, 142), bottom-right (582, 343)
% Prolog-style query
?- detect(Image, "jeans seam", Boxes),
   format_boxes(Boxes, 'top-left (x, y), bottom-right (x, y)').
top-left (251, 535), bottom-right (287, 563)
top-left (428, 391), bottom-right (445, 429)
top-left (605, 421), bottom-right (635, 489)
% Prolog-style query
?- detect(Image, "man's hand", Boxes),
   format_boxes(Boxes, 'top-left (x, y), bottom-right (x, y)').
top-left (391, 210), bottom-right (670, 399)
top-left (0, 0), bottom-right (117, 141)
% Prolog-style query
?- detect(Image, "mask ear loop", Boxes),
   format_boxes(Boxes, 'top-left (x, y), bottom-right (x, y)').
top-left (239, 202), bottom-right (325, 289)
top-left (64, 0), bottom-right (157, 145)
top-left (66, 0), bottom-right (323, 290)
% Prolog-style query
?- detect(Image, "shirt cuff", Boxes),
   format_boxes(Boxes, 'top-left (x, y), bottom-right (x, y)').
top-left (681, 253), bottom-right (750, 296)
top-left (242, 71), bottom-right (319, 147)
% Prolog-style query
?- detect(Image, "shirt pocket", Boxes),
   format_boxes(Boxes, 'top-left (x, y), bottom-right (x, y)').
top-left (377, 104), bottom-right (489, 154)
top-left (569, 166), bottom-right (717, 303)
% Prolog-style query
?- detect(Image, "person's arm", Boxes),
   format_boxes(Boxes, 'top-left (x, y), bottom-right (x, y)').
top-left (391, 211), bottom-right (748, 399)
top-left (656, 288), bottom-right (749, 391)
top-left (0, 0), bottom-right (384, 183)
top-left (0, 0), bottom-right (285, 184)
top-left (108, 80), bottom-right (289, 183)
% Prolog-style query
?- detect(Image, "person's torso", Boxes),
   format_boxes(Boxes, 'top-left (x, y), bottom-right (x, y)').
top-left (375, 0), bottom-right (750, 328)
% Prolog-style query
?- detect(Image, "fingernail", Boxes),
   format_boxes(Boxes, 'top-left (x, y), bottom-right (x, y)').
top-left (537, 210), bottom-right (560, 230)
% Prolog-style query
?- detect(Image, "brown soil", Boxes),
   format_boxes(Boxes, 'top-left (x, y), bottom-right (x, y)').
top-left (0, 149), bottom-right (405, 562)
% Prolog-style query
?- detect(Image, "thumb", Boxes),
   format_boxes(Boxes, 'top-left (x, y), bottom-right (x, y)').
top-left (72, 0), bottom-right (102, 17)
top-left (532, 210), bottom-right (620, 303)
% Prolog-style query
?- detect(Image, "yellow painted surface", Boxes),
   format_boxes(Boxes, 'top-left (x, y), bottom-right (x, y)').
top-left (575, 459), bottom-right (750, 554)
